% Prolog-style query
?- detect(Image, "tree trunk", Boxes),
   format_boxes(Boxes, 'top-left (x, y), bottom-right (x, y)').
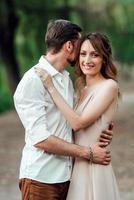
top-left (0, 0), bottom-right (20, 94)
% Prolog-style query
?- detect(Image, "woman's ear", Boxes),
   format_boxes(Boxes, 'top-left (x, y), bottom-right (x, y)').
top-left (64, 41), bottom-right (74, 53)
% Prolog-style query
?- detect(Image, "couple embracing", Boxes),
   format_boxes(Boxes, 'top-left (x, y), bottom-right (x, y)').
top-left (14, 19), bottom-right (120, 200)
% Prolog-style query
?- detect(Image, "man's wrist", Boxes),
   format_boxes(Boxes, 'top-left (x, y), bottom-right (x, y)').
top-left (81, 146), bottom-right (93, 161)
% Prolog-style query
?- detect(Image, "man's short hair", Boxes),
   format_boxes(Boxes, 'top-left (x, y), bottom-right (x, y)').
top-left (45, 19), bottom-right (82, 53)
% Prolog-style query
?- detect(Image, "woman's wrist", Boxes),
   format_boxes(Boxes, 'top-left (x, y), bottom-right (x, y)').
top-left (48, 86), bottom-right (56, 94)
top-left (83, 146), bottom-right (93, 161)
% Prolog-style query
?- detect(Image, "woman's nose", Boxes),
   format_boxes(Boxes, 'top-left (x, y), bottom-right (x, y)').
top-left (85, 55), bottom-right (92, 63)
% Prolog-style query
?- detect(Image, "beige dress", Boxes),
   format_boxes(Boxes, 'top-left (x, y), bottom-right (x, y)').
top-left (66, 84), bottom-right (120, 200)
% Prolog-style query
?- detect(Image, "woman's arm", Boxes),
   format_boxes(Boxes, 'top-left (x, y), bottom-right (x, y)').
top-left (48, 80), bottom-right (117, 131)
top-left (35, 68), bottom-right (118, 132)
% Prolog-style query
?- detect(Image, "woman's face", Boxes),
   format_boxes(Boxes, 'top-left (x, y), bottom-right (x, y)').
top-left (79, 39), bottom-right (103, 77)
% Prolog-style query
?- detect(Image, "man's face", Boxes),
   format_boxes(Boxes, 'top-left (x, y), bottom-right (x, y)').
top-left (67, 35), bottom-right (81, 67)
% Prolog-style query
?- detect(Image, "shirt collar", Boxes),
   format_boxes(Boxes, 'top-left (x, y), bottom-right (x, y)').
top-left (38, 55), bottom-right (69, 77)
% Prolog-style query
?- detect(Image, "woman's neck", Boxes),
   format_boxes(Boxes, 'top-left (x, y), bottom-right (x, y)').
top-left (85, 74), bottom-right (105, 89)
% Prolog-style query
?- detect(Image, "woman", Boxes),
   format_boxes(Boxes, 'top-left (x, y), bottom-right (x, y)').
top-left (36, 33), bottom-right (120, 200)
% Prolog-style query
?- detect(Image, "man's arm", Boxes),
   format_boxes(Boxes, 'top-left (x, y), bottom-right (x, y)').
top-left (34, 135), bottom-right (111, 165)
top-left (14, 74), bottom-right (110, 165)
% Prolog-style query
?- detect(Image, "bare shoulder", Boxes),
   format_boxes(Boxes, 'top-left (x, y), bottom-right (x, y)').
top-left (104, 79), bottom-right (118, 90)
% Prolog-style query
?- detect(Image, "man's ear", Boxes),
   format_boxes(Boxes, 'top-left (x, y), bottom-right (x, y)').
top-left (63, 41), bottom-right (74, 53)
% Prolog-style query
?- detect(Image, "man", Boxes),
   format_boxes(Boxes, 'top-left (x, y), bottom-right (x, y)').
top-left (14, 19), bottom-right (112, 200)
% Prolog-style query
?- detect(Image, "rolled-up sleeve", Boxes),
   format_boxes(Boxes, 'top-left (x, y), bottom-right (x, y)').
top-left (14, 76), bottom-right (52, 145)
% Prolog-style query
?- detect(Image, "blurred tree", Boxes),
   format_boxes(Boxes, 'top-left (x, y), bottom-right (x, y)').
top-left (0, 0), bottom-right (20, 94)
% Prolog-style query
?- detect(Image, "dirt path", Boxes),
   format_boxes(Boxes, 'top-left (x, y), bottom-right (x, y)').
top-left (0, 91), bottom-right (134, 200)
top-left (112, 92), bottom-right (134, 200)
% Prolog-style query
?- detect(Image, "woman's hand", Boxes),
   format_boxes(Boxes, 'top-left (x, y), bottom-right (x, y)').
top-left (35, 68), bottom-right (54, 91)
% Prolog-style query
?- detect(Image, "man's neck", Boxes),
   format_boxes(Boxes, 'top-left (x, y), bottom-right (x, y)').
top-left (45, 52), bottom-right (67, 73)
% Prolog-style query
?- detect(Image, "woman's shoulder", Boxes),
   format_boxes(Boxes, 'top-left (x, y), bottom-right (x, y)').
top-left (104, 79), bottom-right (118, 90)
top-left (97, 79), bottom-right (119, 98)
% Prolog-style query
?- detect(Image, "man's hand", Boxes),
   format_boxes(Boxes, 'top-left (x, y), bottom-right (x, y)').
top-left (99, 122), bottom-right (114, 146)
top-left (92, 142), bottom-right (111, 165)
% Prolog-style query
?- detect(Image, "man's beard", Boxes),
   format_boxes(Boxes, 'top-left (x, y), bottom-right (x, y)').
top-left (67, 58), bottom-right (77, 67)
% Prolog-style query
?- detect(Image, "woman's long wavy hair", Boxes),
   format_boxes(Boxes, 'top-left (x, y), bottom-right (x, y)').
top-left (75, 32), bottom-right (119, 101)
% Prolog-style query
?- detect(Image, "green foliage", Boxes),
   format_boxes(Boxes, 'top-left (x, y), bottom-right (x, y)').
top-left (14, 0), bottom-right (134, 68)
top-left (0, 67), bottom-right (13, 113)
top-left (78, 0), bottom-right (134, 64)
top-left (0, 89), bottom-right (13, 113)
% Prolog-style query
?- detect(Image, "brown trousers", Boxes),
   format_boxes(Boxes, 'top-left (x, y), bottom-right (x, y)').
top-left (19, 178), bottom-right (70, 200)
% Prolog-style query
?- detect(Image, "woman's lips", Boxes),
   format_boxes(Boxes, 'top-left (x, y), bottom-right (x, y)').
top-left (83, 65), bottom-right (94, 70)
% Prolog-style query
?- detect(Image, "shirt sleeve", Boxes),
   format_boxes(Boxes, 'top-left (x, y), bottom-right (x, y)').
top-left (14, 75), bottom-right (52, 145)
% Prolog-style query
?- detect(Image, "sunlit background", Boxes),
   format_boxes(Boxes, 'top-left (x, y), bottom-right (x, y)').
top-left (0, 0), bottom-right (134, 199)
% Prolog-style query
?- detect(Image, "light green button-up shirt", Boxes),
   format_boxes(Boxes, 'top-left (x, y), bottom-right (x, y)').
top-left (14, 56), bottom-right (74, 183)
